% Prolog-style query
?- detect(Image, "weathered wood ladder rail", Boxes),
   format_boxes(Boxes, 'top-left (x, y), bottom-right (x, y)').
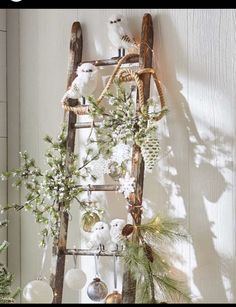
top-left (50, 13), bottom-right (153, 304)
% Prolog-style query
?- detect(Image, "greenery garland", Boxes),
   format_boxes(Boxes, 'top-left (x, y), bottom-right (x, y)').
top-left (1, 126), bottom-right (102, 247)
top-left (0, 220), bottom-right (20, 303)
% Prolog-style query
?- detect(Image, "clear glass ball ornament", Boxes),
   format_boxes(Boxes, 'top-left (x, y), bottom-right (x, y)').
top-left (23, 279), bottom-right (53, 303)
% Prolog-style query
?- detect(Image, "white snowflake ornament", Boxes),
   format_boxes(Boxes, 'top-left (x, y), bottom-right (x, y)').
top-left (111, 143), bottom-right (131, 166)
top-left (119, 172), bottom-right (135, 198)
top-left (90, 156), bottom-right (111, 179)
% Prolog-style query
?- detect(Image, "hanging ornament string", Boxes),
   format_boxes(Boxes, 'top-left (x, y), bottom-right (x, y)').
top-left (37, 217), bottom-right (52, 280)
top-left (113, 254), bottom-right (118, 291)
top-left (94, 253), bottom-right (100, 278)
top-left (77, 8), bottom-right (79, 22)
top-left (37, 241), bottom-right (49, 281)
top-left (73, 248), bottom-right (78, 269)
top-left (87, 185), bottom-right (92, 204)
top-left (87, 120), bottom-right (95, 144)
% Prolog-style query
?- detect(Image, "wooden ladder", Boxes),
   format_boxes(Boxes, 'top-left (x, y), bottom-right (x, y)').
top-left (50, 13), bottom-right (153, 304)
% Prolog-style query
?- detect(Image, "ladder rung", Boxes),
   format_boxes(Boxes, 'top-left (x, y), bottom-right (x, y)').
top-left (81, 55), bottom-right (139, 67)
top-left (74, 122), bottom-right (101, 129)
top-left (65, 248), bottom-right (122, 257)
top-left (76, 184), bottom-right (120, 192)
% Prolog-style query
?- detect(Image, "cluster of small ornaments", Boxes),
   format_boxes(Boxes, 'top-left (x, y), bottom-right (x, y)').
top-left (87, 253), bottom-right (122, 303)
top-left (84, 219), bottom-right (126, 303)
top-left (22, 256), bottom-right (122, 304)
top-left (78, 195), bottom-right (126, 303)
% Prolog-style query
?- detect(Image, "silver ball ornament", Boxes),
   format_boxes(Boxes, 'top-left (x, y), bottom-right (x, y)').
top-left (87, 277), bottom-right (108, 301)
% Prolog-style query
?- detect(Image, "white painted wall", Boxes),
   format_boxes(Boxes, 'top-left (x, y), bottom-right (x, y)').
top-left (0, 8), bottom-right (7, 266)
top-left (6, 9), bottom-right (236, 303)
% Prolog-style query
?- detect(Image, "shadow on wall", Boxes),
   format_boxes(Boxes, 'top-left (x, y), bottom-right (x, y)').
top-left (143, 14), bottom-right (234, 303)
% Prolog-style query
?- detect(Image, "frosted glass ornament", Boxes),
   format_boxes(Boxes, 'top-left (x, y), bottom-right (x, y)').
top-left (65, 268), bottom-right (87, 290)
top-left (23, 280), bottom-right (53, 303)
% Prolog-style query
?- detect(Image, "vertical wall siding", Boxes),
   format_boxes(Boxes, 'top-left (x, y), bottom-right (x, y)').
top-left (0, 8), bottom-right (7, 266)
top-left (6, 9), bottom-right (236, 303)
top-left (7, 9), bottom-right (21, 302)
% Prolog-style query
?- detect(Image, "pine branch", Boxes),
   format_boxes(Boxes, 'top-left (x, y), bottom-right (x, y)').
top-left (153, 274), bottom-right (191, 303)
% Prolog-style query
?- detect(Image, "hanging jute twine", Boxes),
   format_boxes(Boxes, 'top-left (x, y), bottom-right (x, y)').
top-left (63, 53), bottom-right (166, 121)
top-left (62, 103), bottom-right (90, 115)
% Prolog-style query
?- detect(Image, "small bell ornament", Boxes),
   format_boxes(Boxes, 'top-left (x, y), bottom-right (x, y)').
top-left (65, 252), bottom-right (87, 290)
top-left (105, 254), bottom-right (122, 304)
top-left (141, 130), bottom-right (160, 173)
top-left (87, 254), bottom-right (108, 301)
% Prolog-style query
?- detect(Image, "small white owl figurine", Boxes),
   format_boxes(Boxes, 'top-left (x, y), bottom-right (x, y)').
top-left (61, 63), bottom-right (98, 105)
top-left (107, 14), bottom-right (137, 57)
top-left (87, 221), bottom-right (110, 252)
top-left (110, 218), bottom-right (126, 251)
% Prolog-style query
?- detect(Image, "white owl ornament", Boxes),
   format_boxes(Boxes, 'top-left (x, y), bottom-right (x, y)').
top-left (107, 14), bottom-right (137, 57)
top-left (109, 218), bottom-right (126, 251)
top-left (61, 63), bottom-right (98, 105)
top-left (87, 221), bottom-right (110, 252)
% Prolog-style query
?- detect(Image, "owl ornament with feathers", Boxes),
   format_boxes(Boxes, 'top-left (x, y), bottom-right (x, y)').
top-left (109, 218), bottom-right (126, 251)
top-left (107, 14), bottom-right (138, 57)
top-left (87, 221), bottom-right (110, 252)
top-left (61, 63), bottom-right (98, 105)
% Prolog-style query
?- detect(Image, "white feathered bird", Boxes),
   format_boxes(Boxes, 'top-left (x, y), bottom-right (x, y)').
top-left (87, 221), bottom-right (110, 251)
top-left (109, 218), bottom-right (126, 251)
top-left (61, 63), bottom-right (98, 104)
top-left (107, 14), bottom-right (138, 57)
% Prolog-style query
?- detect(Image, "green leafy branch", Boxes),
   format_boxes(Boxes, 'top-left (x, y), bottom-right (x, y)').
top-left (0, 220), bottom-right (20, 303)
top-left (0, 125), bottom-right (94, 247)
